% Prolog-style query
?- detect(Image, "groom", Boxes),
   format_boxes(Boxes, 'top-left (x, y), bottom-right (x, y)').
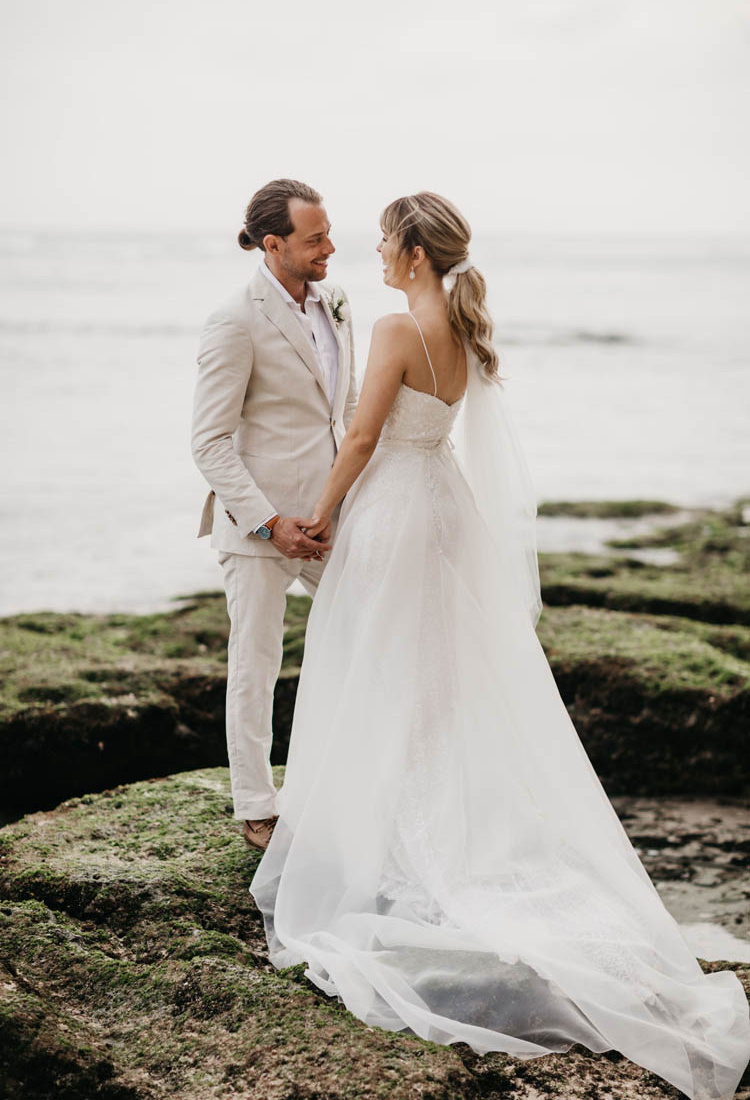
top-left (191, 179), bottom-right (357, 851)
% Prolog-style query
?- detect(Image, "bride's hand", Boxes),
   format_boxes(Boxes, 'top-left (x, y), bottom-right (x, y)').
top-left (304, 511), bottom-right (332, 543)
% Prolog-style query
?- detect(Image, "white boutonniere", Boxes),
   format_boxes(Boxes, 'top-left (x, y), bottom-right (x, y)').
top-left (326, 288), bottom-right (350, 327)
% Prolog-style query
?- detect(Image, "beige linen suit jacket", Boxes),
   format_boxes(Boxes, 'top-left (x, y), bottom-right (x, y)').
top-left (191, 268), bottom-right (358, 556)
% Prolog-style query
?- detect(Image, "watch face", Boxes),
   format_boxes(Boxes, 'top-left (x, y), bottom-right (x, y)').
top-left (257, 525), bottom-right (272, 539)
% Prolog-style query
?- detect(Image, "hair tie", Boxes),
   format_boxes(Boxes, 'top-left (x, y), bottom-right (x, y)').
top-left (447, 255), bottom-right (473, 276)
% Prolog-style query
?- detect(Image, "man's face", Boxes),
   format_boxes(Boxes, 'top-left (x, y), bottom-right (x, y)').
top-left (268, 199), bottom-right (335, 283)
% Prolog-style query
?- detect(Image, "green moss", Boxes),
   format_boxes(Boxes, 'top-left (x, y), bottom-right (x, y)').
top-left (539, 548), bottom-right (750, 625)
top-left (538, 500), bottom-right (679, 519)
top-left (538, 605), bottom-right (748, 697)
top-left (282, 594), bottom-right (311, 670)
top-left (0, 590), bottom-right (315, 721)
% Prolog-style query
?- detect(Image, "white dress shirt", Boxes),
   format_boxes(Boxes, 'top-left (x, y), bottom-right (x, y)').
top-left (253, 260), bottom-right (341, 532)
top-left (259, 260), bottom-right (339, 403)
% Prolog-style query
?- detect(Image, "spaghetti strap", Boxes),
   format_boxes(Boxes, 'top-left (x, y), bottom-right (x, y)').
top-left (407, 312), bottom-right (438, 397)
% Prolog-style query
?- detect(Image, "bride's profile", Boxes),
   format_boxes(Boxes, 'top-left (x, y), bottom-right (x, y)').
top-left (249, 191), bottom-right (750, 1100)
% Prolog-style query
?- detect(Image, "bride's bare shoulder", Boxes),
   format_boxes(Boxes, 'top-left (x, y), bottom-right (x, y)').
top-left (370, 312), bottom-right (417, 352)
top-left (367, 314), bottom-right (420, 372)
top-left (372, 312), bottom-right (414, 333)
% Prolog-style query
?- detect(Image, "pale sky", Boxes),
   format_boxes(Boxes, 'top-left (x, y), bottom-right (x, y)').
top-left (1, 0), bottom-right (749, 235)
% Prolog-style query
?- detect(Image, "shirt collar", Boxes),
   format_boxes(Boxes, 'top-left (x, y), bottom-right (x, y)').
top-left (260, 258), bottom-right (322, 308)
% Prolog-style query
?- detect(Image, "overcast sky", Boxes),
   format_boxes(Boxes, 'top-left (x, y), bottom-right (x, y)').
top-left (1, 0), bottom-right (749, 235)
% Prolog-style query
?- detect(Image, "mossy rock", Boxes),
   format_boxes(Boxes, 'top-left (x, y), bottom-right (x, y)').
top-left (2, 501), bottom-right (748, 815)
top-left (2, 768), bottom-right (746, 1099)
top-left (538, 499), bottom-right (679, 519)
top-left (538, 606), bottom-right (750, 796)
top-left (539, 554), bottom-right (750, 625)
top-left (539, 504), bottom-right (750, 625)
top-left (2, 590), bottom-right (750, 819)
top-left (0, 596), bottom-right (307, 819)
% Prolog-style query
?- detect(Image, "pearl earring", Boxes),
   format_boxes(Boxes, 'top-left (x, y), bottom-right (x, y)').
top-left (409, 268), bottom-right (415, 280)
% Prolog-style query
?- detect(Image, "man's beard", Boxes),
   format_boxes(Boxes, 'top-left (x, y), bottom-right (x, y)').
top-left (280, 254), bottom-right (326, 284)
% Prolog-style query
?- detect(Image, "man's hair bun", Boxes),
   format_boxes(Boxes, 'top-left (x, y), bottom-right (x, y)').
top-left (238, 179), bottom-right (323, 253)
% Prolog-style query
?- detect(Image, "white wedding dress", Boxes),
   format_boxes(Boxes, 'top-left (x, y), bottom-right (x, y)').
top-left (250, 320), bottom-right (750, 1100)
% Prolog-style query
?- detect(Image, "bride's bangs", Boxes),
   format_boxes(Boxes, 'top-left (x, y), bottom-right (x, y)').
top-left (381, 197), bottom-right (423, 248)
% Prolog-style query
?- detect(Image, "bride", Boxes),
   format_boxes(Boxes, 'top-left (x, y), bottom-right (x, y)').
top-left (249, 192), bottom-right (750, 1099)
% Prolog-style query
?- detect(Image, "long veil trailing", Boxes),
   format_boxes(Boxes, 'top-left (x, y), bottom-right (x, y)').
top-left (250, 348), bottom-right (750, 1100)
top-left (451, 357), bottom-right (542, 628)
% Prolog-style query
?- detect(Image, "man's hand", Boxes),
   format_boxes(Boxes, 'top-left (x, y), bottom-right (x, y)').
top-left (271, 516), bottom-right (332, 560)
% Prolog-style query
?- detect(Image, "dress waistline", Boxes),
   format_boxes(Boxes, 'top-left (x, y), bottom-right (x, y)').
top-left (377, 437), bottom-right (454, 453)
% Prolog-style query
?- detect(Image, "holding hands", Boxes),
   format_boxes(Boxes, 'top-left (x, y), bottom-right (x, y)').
top-left (271, 516), bottom-right (331, 561)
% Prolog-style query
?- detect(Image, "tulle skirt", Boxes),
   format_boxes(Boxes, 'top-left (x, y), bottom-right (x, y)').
top-left (250, 439), bottom-right (750, 1100)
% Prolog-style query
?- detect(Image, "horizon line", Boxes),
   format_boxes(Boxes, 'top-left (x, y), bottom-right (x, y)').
top-left (2, 224), bottom-right (750, 240)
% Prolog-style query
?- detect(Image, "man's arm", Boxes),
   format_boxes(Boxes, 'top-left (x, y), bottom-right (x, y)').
top-left (191, 310), bottom-right (330, 560)
top-left (191, 312), bottom-right (276, 537)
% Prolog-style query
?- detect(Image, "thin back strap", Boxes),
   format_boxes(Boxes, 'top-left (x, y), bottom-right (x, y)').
top-left (407, 312), bottom-right (438, 397)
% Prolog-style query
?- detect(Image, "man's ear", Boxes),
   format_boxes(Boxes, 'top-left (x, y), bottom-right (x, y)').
top-left (263, 233), bottom-right (281, 255)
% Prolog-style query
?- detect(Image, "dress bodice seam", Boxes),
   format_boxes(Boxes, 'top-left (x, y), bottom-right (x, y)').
top-left (399, 382), bottom-right (464, 410)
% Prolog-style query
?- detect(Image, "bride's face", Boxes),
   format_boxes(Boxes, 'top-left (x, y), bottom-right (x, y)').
top-left (377, 229), bottom-right (404, 288)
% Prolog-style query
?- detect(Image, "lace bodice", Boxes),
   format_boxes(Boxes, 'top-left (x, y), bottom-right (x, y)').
top-left (379, 383), bottom-right (463, 449)
top-left (377, 313), bottom-right (465, 450)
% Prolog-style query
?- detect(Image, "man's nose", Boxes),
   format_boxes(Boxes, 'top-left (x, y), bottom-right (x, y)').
top-left (324, 237), bottom-right (335, 256)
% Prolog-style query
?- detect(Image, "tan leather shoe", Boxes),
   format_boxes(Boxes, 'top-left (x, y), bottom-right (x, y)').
top-left (243, 815), bottom-right (278, 852)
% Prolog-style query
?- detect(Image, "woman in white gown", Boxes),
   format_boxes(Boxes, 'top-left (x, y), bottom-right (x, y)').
top-left (250, 192), bottom-right (750, 1099)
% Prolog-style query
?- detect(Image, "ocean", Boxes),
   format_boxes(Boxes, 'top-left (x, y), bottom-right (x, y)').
top-left (2, 229), bottom-right (749, 615)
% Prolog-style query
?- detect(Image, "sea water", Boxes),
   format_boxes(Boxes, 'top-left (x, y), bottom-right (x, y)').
top-left (2, 230), bottom-right (749, 614)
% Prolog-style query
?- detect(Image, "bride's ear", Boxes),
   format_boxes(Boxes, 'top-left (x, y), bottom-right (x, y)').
top-left (412, 245), bottom-right (425, 269)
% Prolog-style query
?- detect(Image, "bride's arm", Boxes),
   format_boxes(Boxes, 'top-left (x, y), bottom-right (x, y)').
top-left (306, 315), bottom-right (407, 539)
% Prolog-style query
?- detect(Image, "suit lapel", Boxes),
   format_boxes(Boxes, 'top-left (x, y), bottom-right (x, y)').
top-left (251, 269), bottom-right (328, 397)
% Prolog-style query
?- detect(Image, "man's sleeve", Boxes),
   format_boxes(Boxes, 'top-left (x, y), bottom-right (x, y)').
top-left (190, 311), bottom-right (277, 537)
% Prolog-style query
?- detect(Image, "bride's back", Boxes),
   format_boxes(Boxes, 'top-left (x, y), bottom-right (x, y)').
top-left (399, 310), bottom-right (467, 406)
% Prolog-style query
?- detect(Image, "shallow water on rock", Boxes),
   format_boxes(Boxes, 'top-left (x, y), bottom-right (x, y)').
top-left (535, 510), bottom-right (692, 557)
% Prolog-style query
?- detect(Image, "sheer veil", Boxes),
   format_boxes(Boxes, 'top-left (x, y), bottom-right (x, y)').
top-left (452, 349), bottom-right (543, 628)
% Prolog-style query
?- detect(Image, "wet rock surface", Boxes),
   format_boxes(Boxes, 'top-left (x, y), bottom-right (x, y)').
top-left (612, 795), bottom-right (750, 957)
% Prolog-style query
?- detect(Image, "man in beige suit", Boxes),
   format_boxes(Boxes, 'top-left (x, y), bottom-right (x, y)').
top-left (191, 179), bottom-right (358, 850)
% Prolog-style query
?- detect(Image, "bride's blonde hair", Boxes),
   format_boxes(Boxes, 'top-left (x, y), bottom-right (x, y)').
top-left (380, 192), bottom-right (499, 377)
